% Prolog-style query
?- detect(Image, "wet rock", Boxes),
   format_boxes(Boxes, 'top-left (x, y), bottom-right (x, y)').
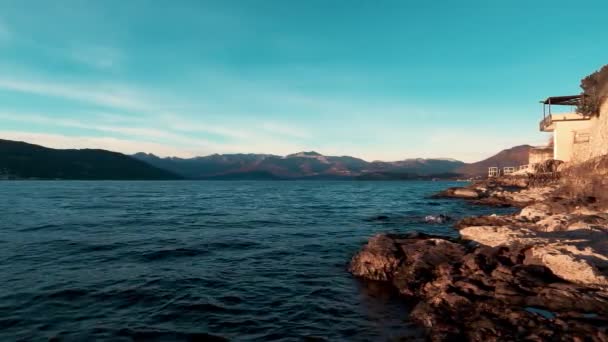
top-left (348, 234), bottom-right (403, 281)
top-left (349, 233), bottom-right (608, 340)
top-left (364, 215), bottom-right (390, 222)
top-left (354, 163), bottom-right (608, 340)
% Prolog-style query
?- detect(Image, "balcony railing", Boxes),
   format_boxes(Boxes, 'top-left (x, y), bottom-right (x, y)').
top-left (539, 113), bottom-right (591, 132)
top-left (539, 115), bottom-right (553, 131)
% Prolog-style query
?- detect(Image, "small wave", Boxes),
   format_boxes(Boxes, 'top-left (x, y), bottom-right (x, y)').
top-left (78, 242), bottom-right (129, 253)
top-left (363, 215), bottom-right (391, 222)
top-left (204, 240), bottom-right (263, 250)
top-left (219, 295), bottom-right (244, 305)
top-left (115, 328), bottom-right (228, 342)
top-left (423, 214), bottom-right (453, 224)
top-left (141, 248), bottom-right (209, 261)
top-left (18, 223), bottom-right (62, 232)
top-left (365, 213), bottom-right (455, 225)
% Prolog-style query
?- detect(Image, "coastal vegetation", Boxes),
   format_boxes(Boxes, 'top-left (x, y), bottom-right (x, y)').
top-left (578, 64), bottom-right (608, 117)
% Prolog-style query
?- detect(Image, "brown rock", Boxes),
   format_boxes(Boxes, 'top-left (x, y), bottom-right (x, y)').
top-left (349, 233), bottom-right (608, 340)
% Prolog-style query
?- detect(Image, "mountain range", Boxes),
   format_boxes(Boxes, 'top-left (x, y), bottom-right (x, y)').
top-left (0, 139), bottom-right (533, 180)
top-left (0, 139), bottom-right (180, 180)
top-left (133, 145), bottom-right (534, 180)
top-left (133, 151), bottom-right (468, 180)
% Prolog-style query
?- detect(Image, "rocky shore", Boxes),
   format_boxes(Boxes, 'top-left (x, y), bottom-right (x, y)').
top-left (349, 162), bottom-right (608, 340)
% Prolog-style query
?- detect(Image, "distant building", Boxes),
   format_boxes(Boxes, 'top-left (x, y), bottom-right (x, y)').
top-left (529, 146), bottom-right (553, 165)
top-left (491, 72), bottom-right (608, 177)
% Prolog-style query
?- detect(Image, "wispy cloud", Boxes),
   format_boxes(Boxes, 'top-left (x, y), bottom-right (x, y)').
top-left (0, 63), bottom-right (529, 162)
top-left (0, 131), bottom-right (198, 158)
top-left (167, 120), bottom-right (253, 140)
top-left (69, 45), bottom-right (123, 70)
top-left (0, 74), bottom-right (155, 112)
top-left (260, 122), bottom-right (310, 139)
top-left (0, 112), bottom-right (212, 147)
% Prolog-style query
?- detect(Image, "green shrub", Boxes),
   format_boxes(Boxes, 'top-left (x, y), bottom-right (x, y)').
top-left (577, 64), bottom-right (608, 117)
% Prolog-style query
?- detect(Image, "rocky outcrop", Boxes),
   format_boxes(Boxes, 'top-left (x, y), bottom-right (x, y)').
top-left (434, 178), bottom-right (555, 208)
top-left (349, 233), bottom-right (608, 341)
top-left (433, 187), bottom-right (483, 200)
top-left (352, 162), bottom-right (608, 340)
top-left (457, 204), bottom-right (608, 288)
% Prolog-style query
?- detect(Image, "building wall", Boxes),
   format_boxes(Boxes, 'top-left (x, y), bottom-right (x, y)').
top-left (571, 132), bottom-right (592, 164)
top-left (529, 147), bottom-right (553, 165)
top-left (586, 100), bottom-right (608, 160)
top-left (553, 120), bottom-right (591, 162)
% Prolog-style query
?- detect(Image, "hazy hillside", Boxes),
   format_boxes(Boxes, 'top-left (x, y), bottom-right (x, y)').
top-left (133, 151), bottom-right (466, 180)
top-left (0, 139), bottom-right (181, 180)
top-left (455, 145), bottom-right (532, 177)
top-left (0, 139), bottom-right (532, 180)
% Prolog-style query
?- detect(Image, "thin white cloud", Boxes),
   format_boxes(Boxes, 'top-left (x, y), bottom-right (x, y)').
top-left (0, 129), bottom-right (314, 159)
top-left (0, 111), bottom-right (312, 157)
top-left (0, 65), bottom-right (535, 162)
top-left (0, 112), bottom-right (213, 147)
top-left (0, 131), bottom-right (197, 158)
top-left (168, 121), bottom-right (253, 140)
top-left (0, 76), bottom-right (152, 112)
top-left (70, 45), bottom-right (123, 70)
top-left (260, 122), bottom-right (310, 139)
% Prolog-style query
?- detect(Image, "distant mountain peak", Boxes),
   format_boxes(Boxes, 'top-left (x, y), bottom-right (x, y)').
top-left (133, 152), bottom-right (159, 158)
top-left (286, 151), bottom-right (323, 158)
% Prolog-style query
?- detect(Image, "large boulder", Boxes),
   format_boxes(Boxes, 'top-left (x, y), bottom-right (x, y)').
top-left (459, 223), bottom-right (608, 288)
top-left (524, 244), bottom-right (608, 287)
top-left (348, 233), bottom-right (403, 281)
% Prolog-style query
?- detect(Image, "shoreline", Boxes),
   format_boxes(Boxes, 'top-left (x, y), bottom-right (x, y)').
top-left (349, 163), bottom-right (608, 340)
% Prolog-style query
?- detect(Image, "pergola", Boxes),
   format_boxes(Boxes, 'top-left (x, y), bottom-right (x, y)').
top-left (541, 95), bottom-right (583, 117)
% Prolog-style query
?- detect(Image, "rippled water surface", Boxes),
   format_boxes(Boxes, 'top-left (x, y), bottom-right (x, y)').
top-left (0, 181), bottom-right (512, 341)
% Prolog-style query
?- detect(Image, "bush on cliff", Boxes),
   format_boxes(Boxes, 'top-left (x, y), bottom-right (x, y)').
top-left (578, 64), bottom-right (608, 117)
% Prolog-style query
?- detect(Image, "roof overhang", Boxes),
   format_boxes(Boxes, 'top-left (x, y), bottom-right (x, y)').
top-left (540, 95), bottom-right (583, 106)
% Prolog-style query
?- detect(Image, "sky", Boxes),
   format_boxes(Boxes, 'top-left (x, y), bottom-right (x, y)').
top-left (0, 0), bottom-right (607, 162)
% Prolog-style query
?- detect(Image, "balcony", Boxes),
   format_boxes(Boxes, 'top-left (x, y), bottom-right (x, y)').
top-left (539, 112), bottom-right (590, 132)
top-left (539, 95), bottom-right (590, 132)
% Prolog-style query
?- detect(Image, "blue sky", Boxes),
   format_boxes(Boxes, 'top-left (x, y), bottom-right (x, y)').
top-left (0, 0), bottom-right (606, 162)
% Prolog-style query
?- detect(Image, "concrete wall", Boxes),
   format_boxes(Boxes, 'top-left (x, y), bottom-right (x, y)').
top-left (553, 120), bottom-right (591, 162)
top-left (567, 99), bottom-right (608, 164)
top-left (586, 100), bottom-right (608, 160)
top-left (571, 132), bottom-right (592, 164)
top-left (529, 147), bottom-right (553, 165)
